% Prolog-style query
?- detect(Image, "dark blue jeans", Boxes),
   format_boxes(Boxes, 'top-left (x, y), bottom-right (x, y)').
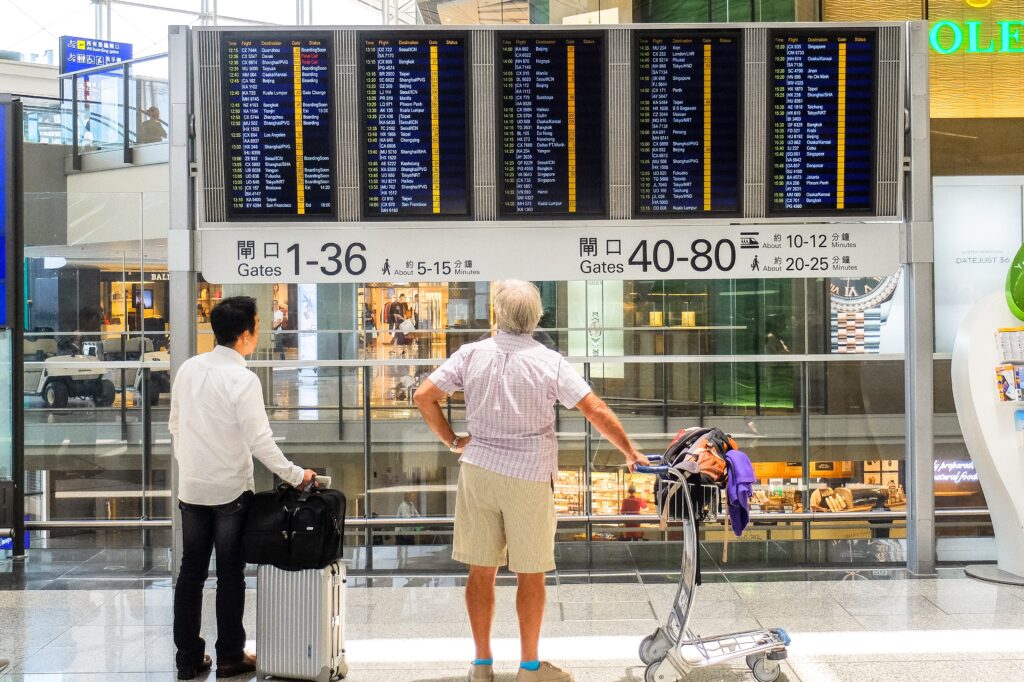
top-left (173, 491), bottom-right (252, 671)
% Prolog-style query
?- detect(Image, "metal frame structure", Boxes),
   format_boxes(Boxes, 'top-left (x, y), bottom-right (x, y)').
top-left (164, 21), bottom-right (934, 577)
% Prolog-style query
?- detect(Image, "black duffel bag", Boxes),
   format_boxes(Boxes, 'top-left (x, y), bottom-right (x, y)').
top-left (242, 483), bottom-right (346, 570)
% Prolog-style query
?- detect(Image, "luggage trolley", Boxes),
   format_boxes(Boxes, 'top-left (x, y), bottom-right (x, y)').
top-left (635, 455), bottom-right (791, 682)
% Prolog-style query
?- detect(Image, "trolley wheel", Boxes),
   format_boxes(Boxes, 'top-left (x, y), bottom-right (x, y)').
top-left (751, 656), bottom-right (782, 682)
top-left (644, 661), bottom-right (662, 682)
top-left (639, 634), bottom-right (658, 665)
top-left (746, 653), bottom-right (760, 670)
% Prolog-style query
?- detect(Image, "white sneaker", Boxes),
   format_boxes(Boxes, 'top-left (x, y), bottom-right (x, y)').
top-left (516, 662), bottom-right (573, 682)
top-left (468, 662), bottom-right (494, 682)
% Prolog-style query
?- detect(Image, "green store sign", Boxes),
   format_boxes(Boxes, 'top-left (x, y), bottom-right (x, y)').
top-left (930, 20), bottom-right (1024, 54)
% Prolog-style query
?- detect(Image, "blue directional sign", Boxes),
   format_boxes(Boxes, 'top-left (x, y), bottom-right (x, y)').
top-left (59, 35), bottom-right (133, 74)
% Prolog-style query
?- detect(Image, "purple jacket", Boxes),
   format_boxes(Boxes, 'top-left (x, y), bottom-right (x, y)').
top-left (725, 450), bottom-right (755, 537)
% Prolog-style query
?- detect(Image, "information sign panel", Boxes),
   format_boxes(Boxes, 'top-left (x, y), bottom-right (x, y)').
top-left (498, 34), bottom-right (605, 217)
top-left (361, 33), bottom-right (469, 218)
top-left (59, 35), bottom-right (133, 74)
top-left (635, 31), bottom-right (742, 216)
top-left (769, 30), bottom-right (876, 215)
top-left (200, 224), bottom-right (900, 284)
top-left (221, 33), bottom-right (335, 220)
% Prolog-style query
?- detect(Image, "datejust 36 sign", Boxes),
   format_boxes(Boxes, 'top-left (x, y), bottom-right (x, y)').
top-left (198, 224), bottom-right (901, 284)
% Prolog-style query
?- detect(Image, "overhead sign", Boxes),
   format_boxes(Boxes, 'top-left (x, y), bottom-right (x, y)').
top-left (59, 35), bottom-right (133, 74)
top-left (198, 223), bottom-right (901, 284)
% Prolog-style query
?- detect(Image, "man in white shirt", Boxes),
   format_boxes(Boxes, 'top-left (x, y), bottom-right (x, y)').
top-left (170, 296), bottom-right (315, 680)
top-left (396, 491), bottom-right (420, 545)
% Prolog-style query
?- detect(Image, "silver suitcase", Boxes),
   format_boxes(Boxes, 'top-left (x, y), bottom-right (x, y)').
top-left (256, 561), bottom-right (348, 681)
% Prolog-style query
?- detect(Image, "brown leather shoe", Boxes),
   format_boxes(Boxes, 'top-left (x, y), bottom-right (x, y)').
top-left (177, 654), bottom-right (212, 680)
top-left (216, 652), bottom-right (256, 678)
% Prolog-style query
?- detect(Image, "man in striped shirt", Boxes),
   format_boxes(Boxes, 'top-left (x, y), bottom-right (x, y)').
top-left (414, 280), bottom-right (648, 682)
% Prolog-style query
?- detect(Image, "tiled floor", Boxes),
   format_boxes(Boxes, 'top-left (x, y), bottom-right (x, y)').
top-left (1, 565), bottom-right (1023, 681)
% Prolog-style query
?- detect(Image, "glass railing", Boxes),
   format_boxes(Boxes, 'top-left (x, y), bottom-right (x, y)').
top-left (10, 347), bottom-right (989, 572)
top-left (34, 53), bottom-right (170, 163)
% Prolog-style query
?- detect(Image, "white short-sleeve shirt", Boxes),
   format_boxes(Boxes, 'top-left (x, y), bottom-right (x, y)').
top-left (428, 332), bottom-right (592, 482)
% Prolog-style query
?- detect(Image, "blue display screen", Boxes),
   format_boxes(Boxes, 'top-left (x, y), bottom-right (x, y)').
top-left (222, 33), bottom-right (335, 219)
top-left (636, 32), bottom-right (742, 216)
top-left (770, 31), bottom-right (876, 214)
top-left (362, 34), bottom-right (469, 217)
top-left (0, 103), bottom-right (8, 328)
top-left (499, 35), bottom-right (606, 217)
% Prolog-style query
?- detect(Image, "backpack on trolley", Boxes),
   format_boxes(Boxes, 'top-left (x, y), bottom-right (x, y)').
top-left (654, 426), bottom-right (737, 523)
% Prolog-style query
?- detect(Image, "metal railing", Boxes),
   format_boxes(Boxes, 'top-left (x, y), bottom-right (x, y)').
top-left (7, 350), bottom-right (987, 568)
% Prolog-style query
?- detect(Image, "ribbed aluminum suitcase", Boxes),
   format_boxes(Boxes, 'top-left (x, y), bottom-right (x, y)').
top-left (256, 561), bottom-right (348, 681)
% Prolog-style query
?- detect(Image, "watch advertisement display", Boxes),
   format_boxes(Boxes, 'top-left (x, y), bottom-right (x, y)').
top-left (934, 178), bottom-right (1023, 353)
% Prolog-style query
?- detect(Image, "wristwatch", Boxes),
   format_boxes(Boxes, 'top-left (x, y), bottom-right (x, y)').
top-left (448, 436), bottom-right (461, 453)
top-left (830, 272), bottom-right (900, 354)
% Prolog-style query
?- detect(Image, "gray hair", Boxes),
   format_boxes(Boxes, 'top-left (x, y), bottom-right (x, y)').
top-left (493, 280), bottom-right (542, 334)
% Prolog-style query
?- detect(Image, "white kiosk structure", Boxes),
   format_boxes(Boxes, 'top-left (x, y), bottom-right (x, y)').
top-left (952, 290), bottom-right (1024, 585)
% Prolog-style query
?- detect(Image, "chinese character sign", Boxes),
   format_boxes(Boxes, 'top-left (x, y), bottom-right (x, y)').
top-left (59, 35), bottom-right (133, 74)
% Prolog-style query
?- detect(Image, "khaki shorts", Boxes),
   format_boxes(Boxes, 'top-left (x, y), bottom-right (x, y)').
top-left (453, 463), bottom-right (557, 574)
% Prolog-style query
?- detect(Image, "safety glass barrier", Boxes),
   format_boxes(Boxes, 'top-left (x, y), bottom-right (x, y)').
top-left (18, 96), bottom-right (70, 146)
top-left (15, 354), bottom-right (987, 572)
top-left (51, 53), bottom-right (168, 164)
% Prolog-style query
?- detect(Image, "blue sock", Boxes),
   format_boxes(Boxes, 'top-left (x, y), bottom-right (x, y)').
top-left (472, 658), bottom-right (493, 666)
top-left (520, 661), bottom-right (541, 671)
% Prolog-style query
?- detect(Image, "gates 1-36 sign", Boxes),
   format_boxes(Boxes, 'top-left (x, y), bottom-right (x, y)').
top-left (198, 224), bottom-right (903, 284)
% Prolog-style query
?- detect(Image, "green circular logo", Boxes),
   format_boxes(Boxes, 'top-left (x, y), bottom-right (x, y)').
top-left (1006, 244), bottom-right (1024, 321)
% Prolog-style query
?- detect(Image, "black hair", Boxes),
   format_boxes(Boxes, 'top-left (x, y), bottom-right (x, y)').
top-left (211, 296), bottom-right (258, 347)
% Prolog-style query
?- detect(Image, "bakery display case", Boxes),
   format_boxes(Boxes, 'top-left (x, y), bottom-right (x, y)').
top-left (553, 469), bottom-right (656, 516)
top-left (554, 469), bottom-right (583, 515)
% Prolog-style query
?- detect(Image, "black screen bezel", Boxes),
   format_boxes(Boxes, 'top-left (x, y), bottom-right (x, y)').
top-left (766, 28), bottom-right (879, 218)
top-left (220, 31), bottom-right (339, 222)
top-left (0, 100), bottom-right (12, 329)
top-left (495, 31), bottom-right (609, 220)
top-left (632, 29), bottom-right (745, 219)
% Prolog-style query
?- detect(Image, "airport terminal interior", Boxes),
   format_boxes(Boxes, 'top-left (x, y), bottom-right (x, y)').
top-left (2, 0), bottom-right (1024, 680)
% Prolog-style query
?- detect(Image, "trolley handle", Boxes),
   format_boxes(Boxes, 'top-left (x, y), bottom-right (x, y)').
top-left (635, 455), bottom-right (667, 475)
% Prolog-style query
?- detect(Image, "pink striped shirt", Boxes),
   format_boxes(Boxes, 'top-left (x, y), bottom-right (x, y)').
top-left (429, 332), bottom-right (592, 482)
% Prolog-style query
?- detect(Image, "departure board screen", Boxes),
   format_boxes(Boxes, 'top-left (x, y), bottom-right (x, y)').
top-left (636, 32), bottom-right (742, 216)
top-left (499, 35), bottom-right (605, 217)
top-left (770, 30), bottom-right (875, 215)
top-left (222, 33), bottom-right (335, 220)
top-left (362, 34), bottom-right (469, 217)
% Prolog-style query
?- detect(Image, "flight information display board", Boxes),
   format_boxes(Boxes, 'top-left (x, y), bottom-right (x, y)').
top-left (499, 35), bottom-right (605, 217)
top-left (222, 33), bottom-right (335, 219)
top-left (636, 32), bottom-right (742, 216)
top-left (769, 30), bottom-right (875, 215)
top-left (362, 34), bottom-right (469, 217)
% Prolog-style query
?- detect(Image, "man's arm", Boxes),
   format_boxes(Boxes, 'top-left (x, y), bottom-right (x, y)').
top-left (413, 379), bottom-right (470, 453)
top-left (236, 376), bottom-right (315, 487)
top-left (575, 393), bottom-right (649, 470)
